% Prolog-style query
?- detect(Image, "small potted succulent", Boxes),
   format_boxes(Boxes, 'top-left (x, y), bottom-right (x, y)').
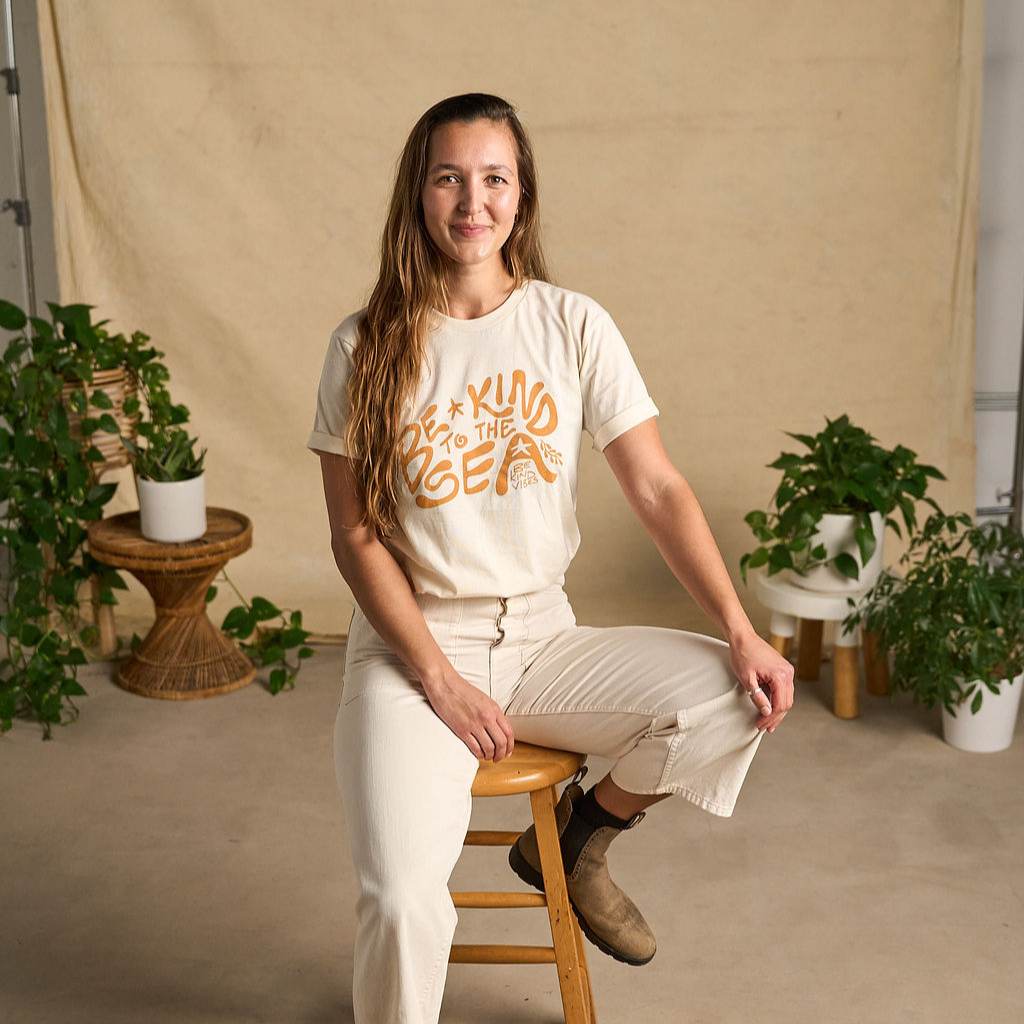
top-left (122, 426), bottom-right (207, 542)
top-left (841, 510), bottom-right (1024, 752)
top-left (740, 414), bottom-right (946, 593)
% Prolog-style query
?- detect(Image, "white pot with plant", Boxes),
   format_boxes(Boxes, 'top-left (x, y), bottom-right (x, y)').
top-left (123, 427), bottom-right (207, 542)
top-left (842, 510), bottom-right (1024, 752)
top-left (739, 414), bottom-right (946, 594)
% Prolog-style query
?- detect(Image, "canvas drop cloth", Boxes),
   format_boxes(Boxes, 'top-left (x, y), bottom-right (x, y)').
top-left (36, 0), bottom-right (982, 639)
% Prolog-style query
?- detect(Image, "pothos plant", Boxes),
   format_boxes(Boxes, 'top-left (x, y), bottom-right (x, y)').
top-left (0, 297), bottom-right (314, 738)
top-left (840, 510), bottom-right (1024, 716)
top-left (739, 414), bottom-right (947, 585)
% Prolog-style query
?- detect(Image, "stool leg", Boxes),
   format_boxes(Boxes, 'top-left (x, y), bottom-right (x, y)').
top-left (571, 914), bottom-right (597, 1024)
top-left (863, 629), bottom-right (890, 696)
top-left (833, 622), bottom-right (860, 719)
top-left (768, 610), bottom-right (796, 662)
top-left (796, 618), bottom-right (823, 681)
top-left (530, 785), bottom-right (591, 1024)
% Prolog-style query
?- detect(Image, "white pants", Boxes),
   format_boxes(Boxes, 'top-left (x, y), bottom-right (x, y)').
top-left (335, 583), bottom-right (766, 1023)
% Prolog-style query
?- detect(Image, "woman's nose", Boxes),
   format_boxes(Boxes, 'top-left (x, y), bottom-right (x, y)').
top-left (458, 184), bottom-right (485, 212)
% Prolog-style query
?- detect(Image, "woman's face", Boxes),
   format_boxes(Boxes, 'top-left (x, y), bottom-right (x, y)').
top-left (420, 118), bottom-right (522, 272)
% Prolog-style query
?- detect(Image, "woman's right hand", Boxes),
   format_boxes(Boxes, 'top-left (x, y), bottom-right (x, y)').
top-left (423, 668), bottom-right (515, 762)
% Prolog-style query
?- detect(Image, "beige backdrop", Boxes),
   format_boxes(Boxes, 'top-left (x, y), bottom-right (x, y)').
top-left (36, 1), bottom-right (982, 644)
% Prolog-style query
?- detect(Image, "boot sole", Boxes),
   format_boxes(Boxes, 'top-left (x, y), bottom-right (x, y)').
top-left (508, 841), bottom-right (656, 967)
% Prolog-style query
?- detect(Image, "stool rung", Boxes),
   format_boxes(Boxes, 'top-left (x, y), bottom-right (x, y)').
top-left (451, 890), bottom-right (547, 908)
top-left (449, 943), bottom-right (556, 964)
top-left (464, 829), bottom-right (522, 845)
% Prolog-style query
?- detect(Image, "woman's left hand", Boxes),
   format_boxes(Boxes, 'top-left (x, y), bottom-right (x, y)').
top-left (728, 630), bottom-right (795, 733)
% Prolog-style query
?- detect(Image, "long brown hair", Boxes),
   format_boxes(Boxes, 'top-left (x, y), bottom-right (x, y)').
top-left (342, 93), bottom-right (555, 539)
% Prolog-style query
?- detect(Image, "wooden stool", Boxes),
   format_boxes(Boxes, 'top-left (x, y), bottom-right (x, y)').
top-left (449, 741), bottom-right (598, 1024)
top-left (86, 507), bottom-right (255, 699)
top-left (752, 569), bottom-right (890, 719)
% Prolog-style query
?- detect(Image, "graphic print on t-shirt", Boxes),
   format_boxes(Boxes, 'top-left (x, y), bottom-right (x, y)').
top-left (400, 367), bottom-right (565, 509)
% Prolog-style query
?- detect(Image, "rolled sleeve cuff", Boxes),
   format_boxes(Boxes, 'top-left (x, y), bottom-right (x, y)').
top-left (306, 430), bottom-right (351, 457)
top-left (591, 397), bottom-right (660, 453)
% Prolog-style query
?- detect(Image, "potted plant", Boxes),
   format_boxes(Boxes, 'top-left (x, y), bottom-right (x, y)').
top-left (841, 510), bottom-right (1024, 752)
top-left (739, 414), bottom-right (946, 593)
top-left (0, 296), bottom-right (316, 737)
top-left (122, 426), bottom-right (207, 542)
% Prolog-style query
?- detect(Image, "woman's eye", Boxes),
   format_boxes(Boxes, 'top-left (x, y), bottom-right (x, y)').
top-left (437, 175), bottom-right (506, 184)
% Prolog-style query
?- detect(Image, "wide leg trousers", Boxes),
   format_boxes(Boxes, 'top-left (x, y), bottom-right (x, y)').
top-left (334, 583), bottom-right (767, 1023)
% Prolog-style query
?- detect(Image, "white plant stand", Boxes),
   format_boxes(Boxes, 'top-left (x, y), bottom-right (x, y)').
top-left (752, 569), bottom-right (890, 719)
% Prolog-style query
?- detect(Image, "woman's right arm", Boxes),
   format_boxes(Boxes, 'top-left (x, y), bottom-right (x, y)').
top-left (315, 450), bottom-right (514, 760)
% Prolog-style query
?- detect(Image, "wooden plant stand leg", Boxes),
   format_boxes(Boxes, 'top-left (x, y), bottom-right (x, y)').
top-left (796, 618), bottom-right (823, 681)
top-left (530, 785), bottom-right (591, 1024)
top-left (116, 561), bottom-right (254, 700)
top-left (862, 629), bottom-right (890, 696)
top-left (89, 574), bottom-right (118, 657)
top-left (832, 621), bottom-right (860, 719)
top-left (768, 611), bottom-right (796, 661)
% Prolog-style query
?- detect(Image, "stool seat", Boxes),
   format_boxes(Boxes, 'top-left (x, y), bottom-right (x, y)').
top-left (471, 742), bottom-right (586, 796)
top-left (450, 741), bottom-right (598, 1023)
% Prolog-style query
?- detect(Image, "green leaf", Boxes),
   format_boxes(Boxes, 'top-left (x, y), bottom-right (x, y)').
top-left (833, 552), bottom-right (860, 580)
top-left (222, 606), bottom-right (256, 637)
top-left (250, 596), bottom-right (282, 622)
top-left (0, 299), bottom-right (27, 330)
top-left (747, 548), bottom-right (770, 569)
top-left (854, 523), bottom-right (876, 565)
top-left (768, 545), bottom-right (794, 572)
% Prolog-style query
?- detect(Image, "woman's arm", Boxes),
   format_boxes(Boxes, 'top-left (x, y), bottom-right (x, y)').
top-left (316, 450), bottom-right (518, 758)
top-left (316, 450), bottom-right (452, 694)
top-left (601, 420), bottom-right (755, 643)
top-left (601, 419), bottom-right (795, 732)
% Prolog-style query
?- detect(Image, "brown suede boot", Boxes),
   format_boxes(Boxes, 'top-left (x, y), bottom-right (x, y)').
top-left (508, 766), bottom-right (657, 966)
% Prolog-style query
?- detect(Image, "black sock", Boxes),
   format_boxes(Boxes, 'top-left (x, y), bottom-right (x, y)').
top-left (559, 784), bottom-right (633, 875)
top-left (575, 784), bottom-right (634, 829)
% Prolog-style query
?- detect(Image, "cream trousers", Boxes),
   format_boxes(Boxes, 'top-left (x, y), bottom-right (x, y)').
top-left (334, 583), bottom-right (766, 1023)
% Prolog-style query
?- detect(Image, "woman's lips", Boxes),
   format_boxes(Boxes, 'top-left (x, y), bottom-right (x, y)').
top-left (452, 224), bottom-right (489, 237)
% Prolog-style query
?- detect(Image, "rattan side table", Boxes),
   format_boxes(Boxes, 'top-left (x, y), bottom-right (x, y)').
top-left (86, 507), bottom-right (254, 700)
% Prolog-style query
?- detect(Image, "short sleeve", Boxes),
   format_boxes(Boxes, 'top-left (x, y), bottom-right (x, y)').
top-left (306, 323), bottom-right (357, 457)
top-left (580, 308), bottom-right (660, 453)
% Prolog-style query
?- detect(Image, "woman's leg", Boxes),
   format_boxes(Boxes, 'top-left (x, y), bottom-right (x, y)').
top-left (503, 623), bottom-right (766, 818)
top-left (335, 651), bottom-right (480, 1024)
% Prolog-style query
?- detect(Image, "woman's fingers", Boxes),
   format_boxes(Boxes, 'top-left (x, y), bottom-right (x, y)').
top-left (747, 670), bottom-right (773, 717)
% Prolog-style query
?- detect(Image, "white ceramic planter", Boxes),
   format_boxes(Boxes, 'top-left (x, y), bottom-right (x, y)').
top-left (941, 671), bottom-right (1023, 752)
top-left (136, 472), bottom-right (207, 542)
top-left (788, 510), bottom-right (885, 594)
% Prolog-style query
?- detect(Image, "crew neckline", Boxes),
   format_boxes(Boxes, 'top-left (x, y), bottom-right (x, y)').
top-left (432, 279), bottom-right (531, 333)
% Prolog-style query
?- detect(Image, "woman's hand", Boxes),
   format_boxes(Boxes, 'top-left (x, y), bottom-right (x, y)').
top-left (728, 630), bottom-right (795, 733)
top-left (423, 668), bottom-right (516, 762)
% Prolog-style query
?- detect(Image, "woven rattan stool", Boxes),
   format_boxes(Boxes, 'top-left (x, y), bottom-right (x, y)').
top-left (449, 741), bottom-right (598, 1024)
top-left (86, 507), bottom-right (254, 699)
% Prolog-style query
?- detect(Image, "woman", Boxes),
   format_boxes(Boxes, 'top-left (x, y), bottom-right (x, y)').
top-left (307, 92), bottom-right (794, 1024)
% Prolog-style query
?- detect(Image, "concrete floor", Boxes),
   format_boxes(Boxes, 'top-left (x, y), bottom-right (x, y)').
top-left (3, 638), bottom-right (1023, 1024)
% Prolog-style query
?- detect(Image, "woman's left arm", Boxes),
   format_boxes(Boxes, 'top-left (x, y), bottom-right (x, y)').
top-left (602, 420), bottom-right (794, 734)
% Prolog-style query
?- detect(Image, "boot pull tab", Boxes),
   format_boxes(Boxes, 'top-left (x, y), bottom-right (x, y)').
top-left (626, 810), bottom-right (646, 829)
top-left (568, 763), bottom-right (589, 787)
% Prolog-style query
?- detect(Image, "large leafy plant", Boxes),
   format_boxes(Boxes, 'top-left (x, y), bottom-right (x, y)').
top-left (841, 511), bottom-right (1024, 716)
top-left (740, 414), bottom-right (946, 585)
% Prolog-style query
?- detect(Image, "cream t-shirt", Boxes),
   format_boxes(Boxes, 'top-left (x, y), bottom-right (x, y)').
top-left (307, 278), bottom-right (660, 598)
